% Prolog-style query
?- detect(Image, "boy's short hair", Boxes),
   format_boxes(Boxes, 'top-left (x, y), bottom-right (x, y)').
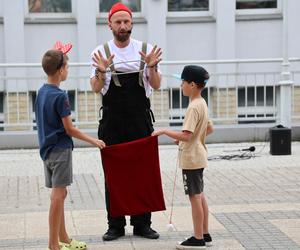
top-left (42, 50), bottom-right (68, 76)
top-left (181, 65), bottom-right (209, 86)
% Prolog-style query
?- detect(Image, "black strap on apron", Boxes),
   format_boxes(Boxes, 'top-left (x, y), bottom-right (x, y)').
top-left (148, 108), bottom-right (155, 123)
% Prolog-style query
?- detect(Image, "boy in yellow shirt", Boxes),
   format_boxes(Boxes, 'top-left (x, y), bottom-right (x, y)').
top-left (152, 65), bottom-right (213, 249)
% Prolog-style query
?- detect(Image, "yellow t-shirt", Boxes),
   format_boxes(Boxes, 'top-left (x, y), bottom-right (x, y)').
top-left (179, 97), bottom-right (210, 170)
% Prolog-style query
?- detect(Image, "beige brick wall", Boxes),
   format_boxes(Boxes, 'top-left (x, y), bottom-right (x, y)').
top-left (150, 89), bottom-right (169, 127)
top-left (5, 92), bottom-right (31, 131)
top-left (76, 90), bottom-right (170, 129)
top-left (292, 85), bottom-right (300, 123)
top-left (3, 86), bottom-right (300, 131)
top-left (210, 88), bottom-right (237, 125)
top-left (77, 91), bottom-right (101, 129)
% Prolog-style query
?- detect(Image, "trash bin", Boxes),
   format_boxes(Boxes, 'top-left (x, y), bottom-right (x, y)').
top-left (269, 125), bottom-right (291, 155)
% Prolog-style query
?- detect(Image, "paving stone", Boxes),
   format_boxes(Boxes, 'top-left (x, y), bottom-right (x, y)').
top-left (0, 142), bottom-right (300, 249)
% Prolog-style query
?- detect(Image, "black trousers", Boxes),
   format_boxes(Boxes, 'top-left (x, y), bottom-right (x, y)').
top-left (99, 108), bottom-right (154, 229)
top-left (104, 183), bottom-right (151, 229)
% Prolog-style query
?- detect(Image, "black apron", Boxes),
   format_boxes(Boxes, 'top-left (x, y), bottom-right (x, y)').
top-left (98, 70), bottom-right (154, 229)
top-left (98, 71), bottom-right (154, 144)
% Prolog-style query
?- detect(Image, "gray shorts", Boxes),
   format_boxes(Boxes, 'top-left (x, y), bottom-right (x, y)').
top-left (182, 168), bottom-right (204, 196)
top-left (43, 148), bottom-right (73, 188)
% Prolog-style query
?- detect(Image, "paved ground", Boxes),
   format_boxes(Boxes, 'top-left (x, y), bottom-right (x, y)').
top-left (0, 141), bottom-right (300, 250)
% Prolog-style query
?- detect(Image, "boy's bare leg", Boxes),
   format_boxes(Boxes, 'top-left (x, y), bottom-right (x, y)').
top-left (59, 189), bottom-right (71, 244)
top-left (189, 193), bottom-right (204, 239)
top-left (201, 193), bottom-right (209, 234)
top-left (48, 187), bottom-right (66, 250)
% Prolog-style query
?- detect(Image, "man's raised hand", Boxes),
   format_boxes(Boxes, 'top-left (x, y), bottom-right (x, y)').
top-left (139, 45), bottom-right (162, 68)
top-left (92, 50), bottom-right (114, 73)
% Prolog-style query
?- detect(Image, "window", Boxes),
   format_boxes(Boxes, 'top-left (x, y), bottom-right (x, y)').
top-left (169, 88), bottom-right (208, 109)
top-left (169, 88), bottom-right (208, 126)
top-left (28, 0), bottom-right (72, 13)
top-left (66, 90), bottom-right (76, 122)
top-left (0, 92), bottom-right (3, 114)
top-left (100, 0), bottom-right (141, 12)
top-left (31, 92), bottom-right (37, 112)
top-left (238, 86), bottom-right (274, 107)
top-left (0, 92), bottom-right (4, 131)
top-left (170, 89), bottom-right (189, 109)
top-left (67, 90), bottom-right (75, 112)
top-left (30, 92), bottom-right (37, 130)
top-left (238, 86), bottom-right (276, 123)
top-left (236, 0), bottom-right (277, 9)
top-left (168, 0), bottom-right (209, 11)
top-left (201, 88), bottom-right (208, 104)
top-left (169, 88), bottom-right (188, 126)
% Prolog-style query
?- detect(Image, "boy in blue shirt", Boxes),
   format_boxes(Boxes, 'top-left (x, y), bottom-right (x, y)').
top-left (36, 44), bottom-right (106, 250)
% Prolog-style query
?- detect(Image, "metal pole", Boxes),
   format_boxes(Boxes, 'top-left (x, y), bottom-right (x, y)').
top-left (279, 0), bottom-right (293, 128)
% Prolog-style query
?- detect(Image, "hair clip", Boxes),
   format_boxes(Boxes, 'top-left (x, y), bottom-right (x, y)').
top-left (53, 41), bottom-right (73, 54)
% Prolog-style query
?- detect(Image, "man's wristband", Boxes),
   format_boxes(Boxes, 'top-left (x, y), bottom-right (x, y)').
top-left (147, 64), bottom-right (158, 71)
top-left (95, 68), bottom-right (106, 81)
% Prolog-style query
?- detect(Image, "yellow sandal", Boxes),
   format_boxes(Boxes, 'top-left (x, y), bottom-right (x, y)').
top-left (47, 246), bottom-right (70, 250)
top-left (59, 239), bottom-right (87, 250)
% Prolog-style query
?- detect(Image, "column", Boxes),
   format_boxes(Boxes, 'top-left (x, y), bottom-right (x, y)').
top-left (215, 0), bottom-right (236, 79)
top-left (3, 0), bottom-right (26, 91)
top-left (278, 0), bottom-right (293, 127)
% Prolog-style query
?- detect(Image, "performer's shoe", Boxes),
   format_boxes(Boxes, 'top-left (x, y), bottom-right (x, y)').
top-left (133, 226), bottom-right (160, 239)
top-left (204, 233), bottom-right (213, 247)
top-left (102, 227), bottom-right (125, 241)
top-left (176, 236), bottom-right (206, 249)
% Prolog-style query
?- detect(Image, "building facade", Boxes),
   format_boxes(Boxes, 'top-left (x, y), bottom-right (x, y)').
top-left (0, 0), bottom-right (300, 133)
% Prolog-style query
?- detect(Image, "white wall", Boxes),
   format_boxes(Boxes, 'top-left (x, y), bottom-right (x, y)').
top-left (287, 0), bottom-right (300, 58)
top-left (166, 22), bottom-right (216, 60)
top-left (0, 0), bottom-right (3, 16)
top-left (24, 24), bottom-right (78, 63)
top-left (236, 19), bottom-right (282, 59)
top-left (0, 0), bottom-right (299, 85)
top-left (0, 0), bottom-right (4, 89)
top-left (0, 25), bottom-right (4, 63)
top-left (96, 22), bottom-right (148, 49)
top-left (0, 24), bottom-right (4, 91)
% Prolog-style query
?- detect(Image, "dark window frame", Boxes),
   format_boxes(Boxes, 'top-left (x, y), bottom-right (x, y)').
top-left (236, 0), bottom-right (277, 10)
top-left (168, 0), bottom-right (209, 12)
top-left (0, 92), bottom-right (4, 113)
top-left (28, 0), bottom-right (72, 13)
top-left (99, 0), bottom-right (141, 13)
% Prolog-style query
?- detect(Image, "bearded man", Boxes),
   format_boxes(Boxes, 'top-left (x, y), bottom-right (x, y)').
top-left (90, 2), bottom-right (162, 241)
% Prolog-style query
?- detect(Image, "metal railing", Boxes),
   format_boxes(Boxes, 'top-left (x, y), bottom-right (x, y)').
top-left (0, 58), bottom-right (300, 131)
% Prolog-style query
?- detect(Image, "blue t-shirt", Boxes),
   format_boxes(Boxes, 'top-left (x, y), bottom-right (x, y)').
top-left (35, 84), bottom-right (73, 160)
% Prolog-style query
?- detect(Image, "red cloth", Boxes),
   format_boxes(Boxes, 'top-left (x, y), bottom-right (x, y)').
top-left (108, 2), bottom-right (132, 21)
top-left (101, 136), bottom-right (166, 217)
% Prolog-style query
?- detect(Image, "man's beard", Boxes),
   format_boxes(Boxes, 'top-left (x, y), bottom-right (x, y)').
top-left (113, 30), bottom-right (131, 42)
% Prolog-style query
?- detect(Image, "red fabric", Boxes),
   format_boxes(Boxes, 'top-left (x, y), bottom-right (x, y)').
top-left (108, 2), bottom-right (132, 21)
top-left (53, 41), bottom-right (72, 54)
top-left (101, 136), bottom-right (166, 217)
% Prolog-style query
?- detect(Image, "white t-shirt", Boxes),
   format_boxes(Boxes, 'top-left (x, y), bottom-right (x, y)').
top-left (90, 38), bottom-right (160, 97)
